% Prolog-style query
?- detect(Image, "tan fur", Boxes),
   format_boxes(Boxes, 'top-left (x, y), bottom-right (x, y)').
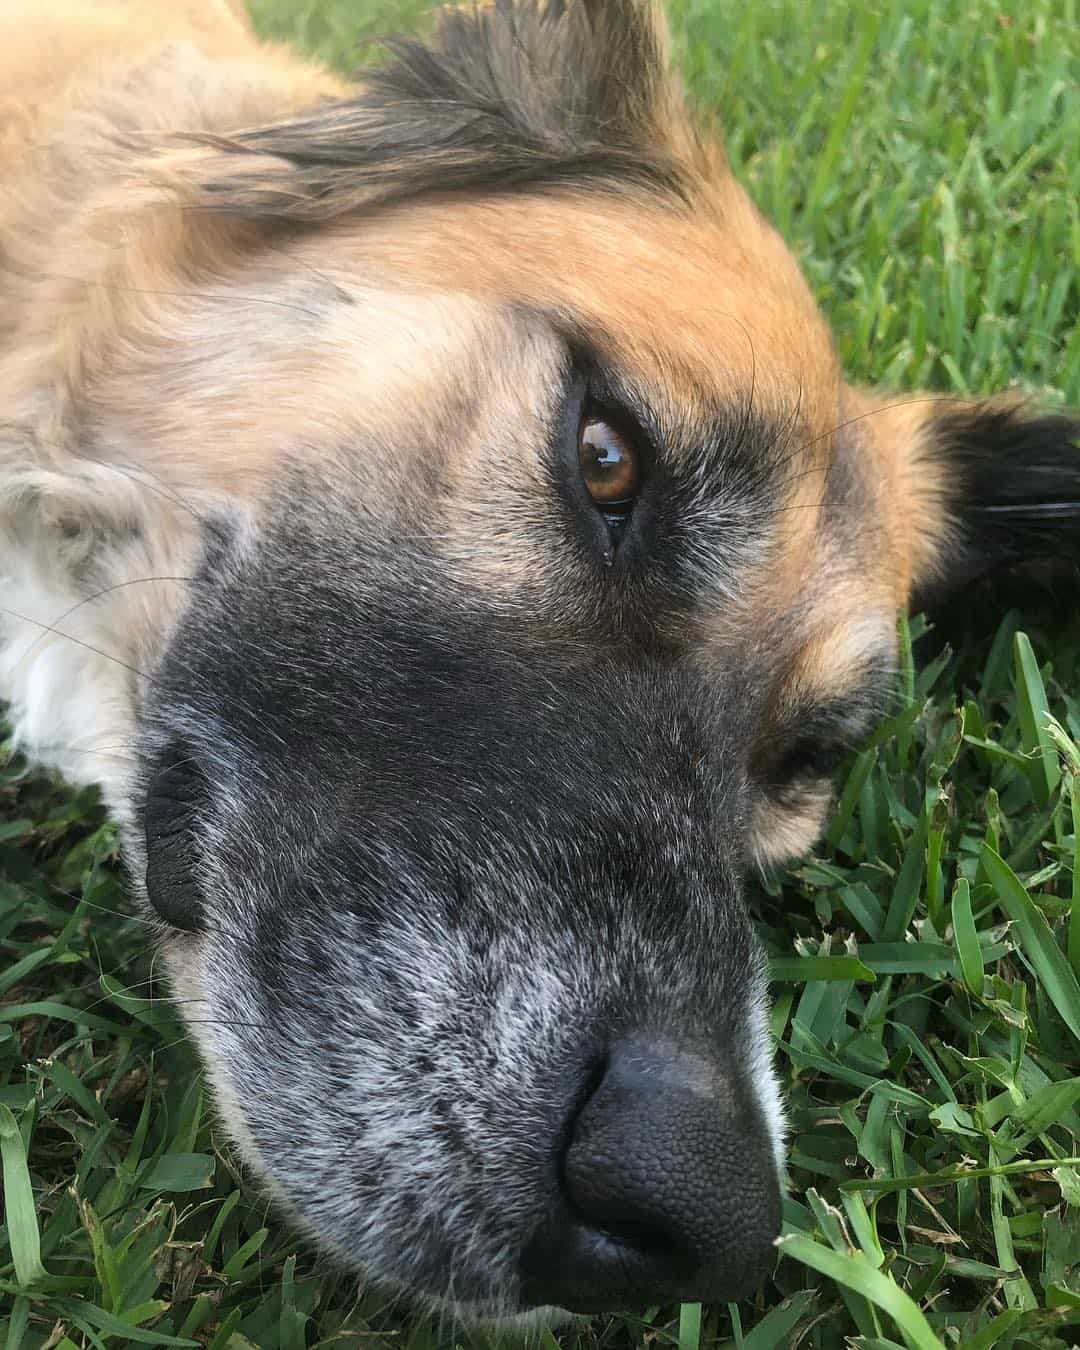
top-left (842, 387), bottom-right (957, 604)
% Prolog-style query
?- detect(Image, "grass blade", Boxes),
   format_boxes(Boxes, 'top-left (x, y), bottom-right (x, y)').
top-left (678, 1302), bottom-right (702, 1350)
top-left (982, 844), bottom-right (1080, 1045)
top-left (951, 876), bottom-right (984, 996)
top-left (769, 956), bottom-right (876, 983)
top-left (0, 1104), bottom-right (47, 1287)
top-left (1014, 632), bottom-right (1060, 806)
top-left (778, 1234), bottom-right (943, 1350)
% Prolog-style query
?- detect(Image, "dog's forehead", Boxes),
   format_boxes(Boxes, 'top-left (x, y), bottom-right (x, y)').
top-left (314, 190), bottom-right (841, 426)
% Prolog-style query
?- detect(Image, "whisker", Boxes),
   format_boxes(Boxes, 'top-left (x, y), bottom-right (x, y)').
top-left (154, 1016), bottom-right (277, 1030)
top-left (1, 604), bottom-right (158, 683)
top-left (8, 742), bottom-right (141, 765)
top-left (728, 313), bottom-right (758, 468)
top-left (31, 880), bottom-right (256, 949)
top-left (763, 379), bottom-right (806, 469)
top-left (774, 392), bottom-right (977, 479)
top-left (19, 576), bottom-right (194, 666)
top-left (36, 271), bottom-right (324, 321)
top-left (77, 450), bottom-right (217, 531)
top-left (271, 247), bottom-right (360, 307)
top-left (0, 420), bottom-right (217, 529)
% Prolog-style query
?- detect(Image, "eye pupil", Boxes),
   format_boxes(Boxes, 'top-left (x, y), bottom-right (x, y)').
top-left (578, 417), bottom-right (641, 509)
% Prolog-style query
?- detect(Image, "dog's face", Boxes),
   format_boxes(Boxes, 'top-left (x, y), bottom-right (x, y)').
top-left (6, 0), bottom-right (1078, 1324)
top-left (136, 194), bottom-right (900, 1316)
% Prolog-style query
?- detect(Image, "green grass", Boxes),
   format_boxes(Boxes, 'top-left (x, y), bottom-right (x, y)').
top-left (2, 0), bottom-right (1079, 1346)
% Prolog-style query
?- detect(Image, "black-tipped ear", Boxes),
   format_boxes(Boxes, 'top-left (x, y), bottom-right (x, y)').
top-left (144, 741), bottom-right (207, 932)
top-left (913, 403), bottom-right (1080, 614)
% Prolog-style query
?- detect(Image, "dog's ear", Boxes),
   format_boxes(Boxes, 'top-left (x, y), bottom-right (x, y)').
top-left (855, 393), bottom-right (1080, 615)
top-left (915, 402), bottom-right (1080, 612)
top-left (166, 0), bottom-right (702, 223)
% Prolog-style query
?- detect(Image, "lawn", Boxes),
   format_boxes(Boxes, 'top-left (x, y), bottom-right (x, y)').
top-left (2, 0), bottom-right (1079, 1347)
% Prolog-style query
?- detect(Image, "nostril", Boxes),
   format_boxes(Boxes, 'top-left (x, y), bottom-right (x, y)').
top-left (520, 1035), bottom-right (781, 1313)
top-left (567, 1054), bottom-right (609, 1133)
top-left (586, 1217), bottom-right (672, 1256)
top-left (550, 1051), bottom-right (608, 1170)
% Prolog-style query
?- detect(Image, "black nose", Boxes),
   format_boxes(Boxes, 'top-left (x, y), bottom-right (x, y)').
top-left (519, 1037), bottom-right (781, 1312)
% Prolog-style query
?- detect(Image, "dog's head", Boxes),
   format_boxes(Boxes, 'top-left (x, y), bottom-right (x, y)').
top-left (5, 0), bottom-right (1078, 1322)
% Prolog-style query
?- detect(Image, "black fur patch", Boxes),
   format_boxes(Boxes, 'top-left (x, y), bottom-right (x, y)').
top-left (189, 0), bottom-right (695, 221)
top-left (915, 403), bottom-right (1080, 612)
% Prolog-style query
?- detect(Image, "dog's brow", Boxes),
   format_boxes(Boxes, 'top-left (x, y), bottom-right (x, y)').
top-left (561, 338), bottom-right (803, 494)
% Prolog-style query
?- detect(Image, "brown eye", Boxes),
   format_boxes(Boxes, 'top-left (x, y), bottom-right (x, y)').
top-left (578, 416), bottom-right (641, 510)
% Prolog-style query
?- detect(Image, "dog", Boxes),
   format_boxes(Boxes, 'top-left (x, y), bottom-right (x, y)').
top-left (1, 0), bottom-right (1077, 1323)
